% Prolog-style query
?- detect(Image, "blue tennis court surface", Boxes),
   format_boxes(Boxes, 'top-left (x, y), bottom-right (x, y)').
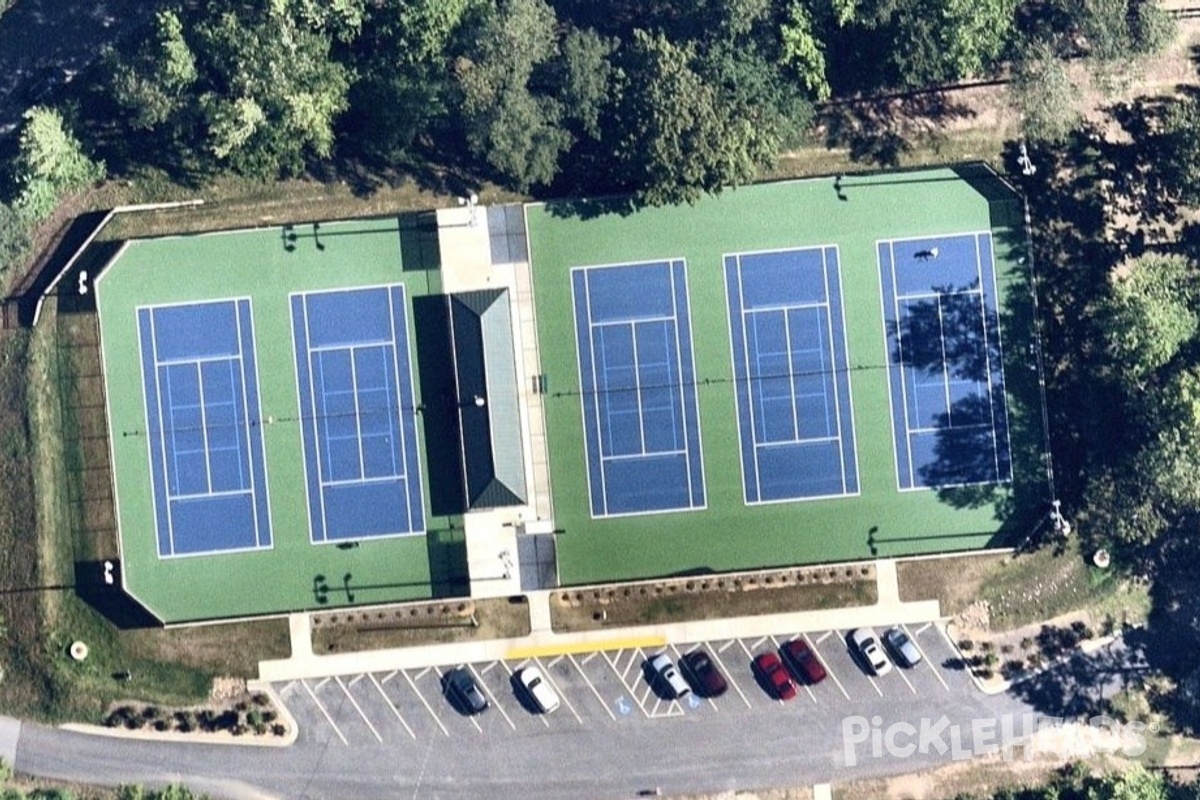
top-left (879, 233), bottom-right (1013, 490)
top-left (572, 260), bottom-right (706, 517)
top-left (291, 285), bottom-right (426, 542)
top-left (725, 247), bottom-right (859, 504)
top-left (137, 299), bottom-right (271, 557)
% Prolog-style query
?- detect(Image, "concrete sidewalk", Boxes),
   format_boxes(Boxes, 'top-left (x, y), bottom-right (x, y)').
top-left (258, 558), bottom-right (940, 682)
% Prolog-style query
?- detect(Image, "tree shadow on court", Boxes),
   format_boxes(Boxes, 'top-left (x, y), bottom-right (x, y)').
top-left (918, 395), bottom-right (1012, 494)
top-left (890, 285), bottom-right (997, 384)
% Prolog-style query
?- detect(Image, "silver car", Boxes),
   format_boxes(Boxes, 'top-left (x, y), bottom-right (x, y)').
top-left (850, 628), bottom-right (893, 676)
top-left (884, 627), bottom-right (923, 667)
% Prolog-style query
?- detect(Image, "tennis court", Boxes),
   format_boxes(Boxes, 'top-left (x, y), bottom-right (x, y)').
top-left (136, 298), bottom-right (272, 557)
top-left (290, 284), bottom-right (426, 542)
top-left (571, 259), bottom-right (706, 517)
top-left (878, 232), bottom-right (1012, 490)
top-left (724, 246), bottom-right (859, 503)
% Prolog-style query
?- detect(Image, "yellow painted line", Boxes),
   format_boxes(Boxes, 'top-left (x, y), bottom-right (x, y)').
top-left (506, 636), bottom-right (667, 660)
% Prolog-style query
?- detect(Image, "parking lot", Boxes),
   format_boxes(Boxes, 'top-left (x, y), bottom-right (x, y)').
top-left (275, 621), bottom-right (975, 748)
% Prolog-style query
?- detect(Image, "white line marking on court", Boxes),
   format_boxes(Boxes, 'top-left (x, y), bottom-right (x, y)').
top-left (380, 670), bottom-right (396, 684)
top-left (314, 677), bottom-right (331, 692)
top-left (337, 676), bottom-right (382, 742)
top-left (301, 680), bottom-right (347, 746)
top-left (348, 675), bottom-right (364, 688)
top-left (535, 658), bottom-right (582, 724)
top-left (915, 622), bottom-right (932, 636)
top-left (403, 670), bottom-right (449, 737)
top-left (815, 631), bottom-right (832, 644)
top-left (709, 646), bottom-right (752, 709)
top-left (369, 673), bottom-right (415, 740)
top-left (805, 633), bottom-right (850, 701)
top-left (569, 654), bottom-right (615, 721)
top-left (470, 664), bottom-right (514, 730)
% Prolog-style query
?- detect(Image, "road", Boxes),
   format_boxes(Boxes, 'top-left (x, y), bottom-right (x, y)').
top-left (10, 627), bottom-right (1151, 800)
top-left (0, 0), bottom-right (154, 132)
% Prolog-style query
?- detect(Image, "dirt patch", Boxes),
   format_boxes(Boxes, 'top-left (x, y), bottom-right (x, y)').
top-left (896, 552), bottom-right (1010, 616)
top-left (552, 564), bottom-right (877, 632)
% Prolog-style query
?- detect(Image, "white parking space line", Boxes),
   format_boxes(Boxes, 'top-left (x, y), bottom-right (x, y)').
top-left (337, 676), bottom-right (382, 743)
top-left (709, 646), bottom-right (753, 709)
top-left (569, 654), bottom-right (616, 721)
top-left (582, 652), bottom-right (598, 665)
top-left (481, 662), bottom-right (497, 675)
top-left (313, 677), bottom-right (331, 692)
top-left (717, 639), bottom-right (737, 654)
top-left (815, 631), bottom-right (832, 645)
top-left (865, 673), bottom-right (883, 697)
top-left (805, 634), bottom-right (850, 701)
top-left (535, 657), bottom-right (582, 724)
top-left (301, 680), bottom-right (347, 746)
top-left (280, 680), bottom-right (296, 693)
top-left (403, 670), bottom-right (449, 737)
top-left (736, 638), bottom-right (757, 661)
top-left (414, 667), bottom-right (431, 680)
top-left (348, 675), bottom-right (364, 688)
top-left (380, 670), bottom-right (396, 685)
top-left (619, 649), bottom-right (642, 683)
top-left (548, 655), bottom-right (564, 668)
top-left (915, 622), bottom-right (932, 636)
top-left (748, 636), bottom-right (768, 651)
top-left (916, 625), bottom-right (951, 691)
top-left (369, 673), bottom-right (415, 740)
top-left (894, 666), bottom-right (917, 695)
top-left (470, 664), bottom-right (515, 730)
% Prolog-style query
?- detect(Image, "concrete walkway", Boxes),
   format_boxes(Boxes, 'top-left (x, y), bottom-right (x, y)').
top-left (263, 558), bottom-right (938, 683)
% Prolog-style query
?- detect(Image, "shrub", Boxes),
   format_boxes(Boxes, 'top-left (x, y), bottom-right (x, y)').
top-left (958, 639), bottom-right (974, 652)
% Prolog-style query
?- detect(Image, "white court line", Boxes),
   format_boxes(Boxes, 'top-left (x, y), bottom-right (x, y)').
top-left (301, 680), bottom-right (347, 746)
top-left (805, 634), bottom-right (850, 701)
top-left (708, 645), bottom-right (752, 709)
top-left (336, 676), bottom-right (382, 743)
top-left (369, 673), bottom-right (415, 740)
top-left (469, 664), bottom-right (514, 731)
top-left (569, 654), bottom-right (616, 721)
top-left (403, 670), bottom-right (449, 737)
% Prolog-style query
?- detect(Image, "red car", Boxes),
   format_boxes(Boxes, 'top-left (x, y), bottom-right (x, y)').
top-left (781, 638), bottom-right (827, 685)
top-left (753, 652), bottom-right (797, 700)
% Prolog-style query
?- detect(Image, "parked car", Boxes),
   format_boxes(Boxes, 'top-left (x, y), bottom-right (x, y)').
top-left (648, 653), bottom-right (691, 699)
top-left (753, 652), bottom-right (797, 700)
top-left (884, 627), bottom-right (923, 668)
top-left (518, 665), bottom-right (560, 713)
top-left (850, 628), bottom-right (893, 676)
top-left (680, 649), bottom-right (728, 697)
top-left (780, 638), bottom-right (827, 684)
top-left (444, 667), bottom-right (489, 714)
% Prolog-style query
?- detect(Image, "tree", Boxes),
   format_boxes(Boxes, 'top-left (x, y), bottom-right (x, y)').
top-left (886, 0), bottom-right (1017, 86)
top-left (11, 107), bottom-right (105, 221)
top-left (1009, 41), bottom-right (1082, 143)
top-left (556, 28), bottom-right (616, 140)
top-left (104, 9), bottom-right (198, 130)
top-left (1096, 253), bottom-right (1198, 388)
top-left (1153, 97), bottom-right (1200, 207)
top-left (610, 30), bottom-right (773, 206)
top-left (457, 0), bottom-right (572, 189)
top-left (780, 1), bottom-right (831, 101)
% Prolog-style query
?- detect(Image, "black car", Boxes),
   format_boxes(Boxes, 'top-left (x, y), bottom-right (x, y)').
top-left (444, 667), bottom-right (489, 715)
top-left (680, 649), bottom-right (728, 697)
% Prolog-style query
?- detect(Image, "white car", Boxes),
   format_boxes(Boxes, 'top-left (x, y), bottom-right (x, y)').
top-left (850, 628), bottom-right (893, 676)
top-left (519, 666), bottom-right (560, 713)
top-left (648, 654), bottom-right (691, 699)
